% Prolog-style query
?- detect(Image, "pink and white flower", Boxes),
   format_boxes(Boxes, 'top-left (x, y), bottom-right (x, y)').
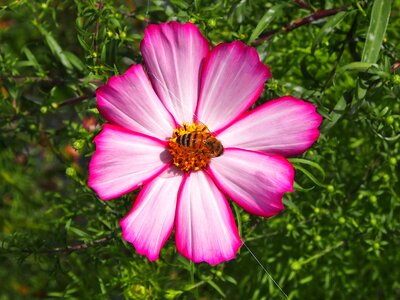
top-left (88, 22), bottom-right (322, 264)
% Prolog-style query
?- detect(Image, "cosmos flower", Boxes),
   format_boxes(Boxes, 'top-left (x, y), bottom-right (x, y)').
top-left (88, 22), bottom-right (322, 264)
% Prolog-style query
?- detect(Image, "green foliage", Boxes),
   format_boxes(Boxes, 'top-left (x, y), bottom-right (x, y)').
top-left (1, 0), bottom-right (399, 299)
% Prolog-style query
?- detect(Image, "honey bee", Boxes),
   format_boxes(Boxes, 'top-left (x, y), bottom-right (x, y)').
top-left (176, 130), bottom-right (224, 158)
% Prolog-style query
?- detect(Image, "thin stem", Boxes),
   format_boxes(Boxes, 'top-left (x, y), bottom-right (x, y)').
top-left (321, 13), bottom-right (359, 92)
top-left (189, 261), bottom-right (199, 299)
top-left (58, 93), bottom-right (95, 107)
top-left (301, 240), bottom-right (345, 265)
top-left (93, 0), bottom-right (104, 63)
top-left (293, 0), bottom-right (313, 11)
top-left (2, 234), bottom-right (114, 255)
top-left (253, 6), bottom-right (348, 45)
top-left (1, 76), bottom-right (103, 86)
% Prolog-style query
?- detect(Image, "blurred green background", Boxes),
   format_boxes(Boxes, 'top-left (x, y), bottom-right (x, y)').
top-left (1, 0), bottom-right (399, 299)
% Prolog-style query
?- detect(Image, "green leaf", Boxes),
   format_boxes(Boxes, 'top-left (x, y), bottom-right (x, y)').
top-left (232, 202), bottom-right (242, 236)
top-left (37, 25), bottom-right (74, 70)
top-left (282, 198), bottom-right (303, 216)
top-left (100, 43), bottom-right (107, 63)
top-left (68, 227), bottom-right (91, 239)
top-left (22, 47), bottom-right (41, 71)
top-left (247, 4), bottom-right (285, 44)
top-left (46, 34), bottom-right (74, 70)
top-left (224, 275), bottom-right (238, 285)
top-left (361, 0), bottom-right (392, 64)
top-left (206, 280), bottom-right (226, 298)
top-left (165, 289), bottom-right (184, 299)
top-left (64, 51), bottom-right (85, 72)
top-left (341, 62), bottom-right (376, 72)
top-left (299, 275), bottom-right (313, 284)
top-left (312, 11), bottom-right (348, 52)
top-left (170, 0), bottom-right (189, 10)
top-left (294, 181), bottom-right (315, 192)
top-left (289, 158), bottom-right (326, 179)
top-left (293, 165), bottom-right (327, 188)
top-left (77, 34), bottom-right (90, 51)
top-left (356, 0), bottom-right (392, 101)
top-left (321, 96), bottom-right (347, 132)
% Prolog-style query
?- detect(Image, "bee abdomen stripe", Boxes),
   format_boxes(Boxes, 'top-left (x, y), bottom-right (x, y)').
top-left (183, 134), bottom-right (190, 147)
top-left (191, 133), bottom-right (198, 148)
top-left (177, 135), bottom-right (183, 145)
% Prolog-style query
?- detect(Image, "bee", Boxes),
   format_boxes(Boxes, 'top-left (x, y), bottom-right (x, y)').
top-left (176, 130), bottom-right (224, 158)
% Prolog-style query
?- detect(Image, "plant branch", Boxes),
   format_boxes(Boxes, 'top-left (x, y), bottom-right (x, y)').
top-left (58, 93), bottom-right (95, 107)
top-left (2, 235), bottom-right (115, 255)
top-left (0, 76), bottom-right (65, 85)
top-left (44, 235), bottom-right (114, 253)
top-left (1, 76), bottom-right (103, 86)
top-left (293, 0), bottom-right (313, 11)
top-left (252, 6), bottom-right (348, 45)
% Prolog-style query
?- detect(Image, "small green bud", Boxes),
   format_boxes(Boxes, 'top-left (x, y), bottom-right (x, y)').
top-left (136, 14), bottom-right (146, 21)
top-left (92, 52), bottom-right (98, 58)
top-left (51, 102), bottom-right (58, 109)
top-left (120, 31), bottom-right (126, 39)
top-left (189, 17), bottom-right (197, 23)
top-left (131, 284), bottom-right (146, 295)
top-left (389, 157), bottom-right (397, 166)
top-left (327, 185), bottom-right (335, 193)
top-left (314, 207), bottom-right (320, 214)
top-left (338, 217), bottom-right (345, 224)
top-left (373, 242), bottom-right (380, 250)
top-left (41, 3), bottom-right (48, 10)
top-left (268, 80), bottom-right (278, 91)
top-left (392, 74), bottom-right (400, 85)
top-left (207, 18), bottom-right (217, 28)
top-left (66, 167), bottom-right (76, 177)
top-left (165, 289), bottom-right (183, 299)
top-left (286, 223), bottom-right (294, 231)
top-left (370, 195), bottom-right (377, 204)
top-left (383, 174), bottom-right (390, 182)
top-left (242, 214), bottom-right (250, 223)
top-left (314, 235), bottom-right (321, 242)
top-left (291, 261), bottom-right (302, 271)
top-left (107, 30), bottom-right (113, 38)
top-left (73, 139), bottom-right (85, 150)
top-left (370, 218), bottom-right (377, 226)
top-left (29, 124), bottom-right (37, 131)
top-left (40, 106), bottom-right (48, 114)
top-left (385, 115), bottom-right (394, 125)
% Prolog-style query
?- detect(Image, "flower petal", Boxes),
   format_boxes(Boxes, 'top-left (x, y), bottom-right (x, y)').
top-left (195, 41), bottom-right (271, 132)
top-left (208, 148), bottom-right (294, 217)
top-left (96, 65), bottom-right (176, 140)
top-left (175, 171), bottom-right (241, 264)
top-left (120, 169), bottom-right (183, 261)
top-left (140, 22), bottom-right (209, 124)
top-left (88, 124), bottom-right (170, 200)
top-left (217, 96), bottom-right (322, 156)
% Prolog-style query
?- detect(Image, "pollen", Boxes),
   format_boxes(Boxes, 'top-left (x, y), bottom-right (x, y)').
top-left (168, 122), bottom-right (222, 172)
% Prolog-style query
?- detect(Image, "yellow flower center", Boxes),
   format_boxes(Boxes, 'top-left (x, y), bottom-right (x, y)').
top-left (168, 123), bottom-right (224, 172)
